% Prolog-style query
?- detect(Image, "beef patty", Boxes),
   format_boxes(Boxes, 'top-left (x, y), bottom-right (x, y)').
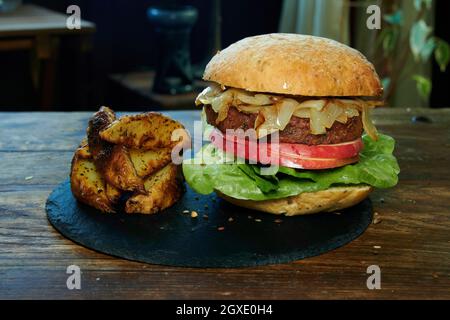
top-left (204, 105), bottom-right (363, 145)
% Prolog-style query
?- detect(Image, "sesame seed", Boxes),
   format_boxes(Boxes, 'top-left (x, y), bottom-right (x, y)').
top-left (254, 219), bottom-right (262, 222)
top-left (228, 217), bottom-right (234, 222)
top-left (373, 245), bottom-right (381, 249)
top-left (217, 226), bottom-right (225, 231)
top-left (182, 210), bottom-right (189, 214)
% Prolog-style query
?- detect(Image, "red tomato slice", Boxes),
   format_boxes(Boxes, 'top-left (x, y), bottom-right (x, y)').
top-left (277, 155), bottom-right (359, 170)
top-left (278, 139), bottom-right (363, 159)
top-left (210, 129), bottom-right (362, 170)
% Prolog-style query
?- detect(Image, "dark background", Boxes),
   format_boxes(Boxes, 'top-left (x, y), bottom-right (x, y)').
top-left (0, 0), bottom-right (448, 110)
top-left (431, 0), bottom-right (450, 107)
top-left (0, 0), bottom-right (282, 110)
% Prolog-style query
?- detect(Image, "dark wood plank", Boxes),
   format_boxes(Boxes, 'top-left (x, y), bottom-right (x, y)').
top-left (0, 108), bottom-right (448, 151)
top-left (0, 111), bottom-right (198, 151)
top-left (0, 109), bottom-right (449, 299)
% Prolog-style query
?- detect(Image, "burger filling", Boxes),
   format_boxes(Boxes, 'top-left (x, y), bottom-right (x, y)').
top-left (204, 105), bottom-right (363, 145)
top-left (182, 83), bottom-right (399, 202)
top-left (196, 84), bottom-right (381, 143)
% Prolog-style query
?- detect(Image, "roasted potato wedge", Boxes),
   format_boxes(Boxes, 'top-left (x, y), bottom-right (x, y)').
top-left (87, 106), bottom-right (116, 159)
top-left (102, 145), bottom-right (144, 192)
top-left (129, 148), bottom-right (172, 177)
top-left (125, 163), bottom-right (182, 214)
top-left (72, 107), bottom-right (184, 214)
top-left (70, 149), bottom-right (116, 213)
top-left (105, 182), bottom-right (122, 205)
top-left (99, 112), bottom-right (186, 150)
top-left (75, 141), bottom-right (92, 159)
top-left (87, 107), bottom-right (144, 192)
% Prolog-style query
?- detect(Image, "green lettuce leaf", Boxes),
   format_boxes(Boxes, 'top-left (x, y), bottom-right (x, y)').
top-left (182, 134), bottom-right (400, 201)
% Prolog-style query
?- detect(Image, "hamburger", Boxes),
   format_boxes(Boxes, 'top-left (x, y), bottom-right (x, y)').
top-left (183, 34), bottom-right (399, 215)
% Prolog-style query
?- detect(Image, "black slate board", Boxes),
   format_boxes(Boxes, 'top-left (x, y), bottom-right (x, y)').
top-left (46, 179), bottom-right (373, 268)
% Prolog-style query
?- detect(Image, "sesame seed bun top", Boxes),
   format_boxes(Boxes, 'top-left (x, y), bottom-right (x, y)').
top-left (203, 34), bottom-right (383, 97)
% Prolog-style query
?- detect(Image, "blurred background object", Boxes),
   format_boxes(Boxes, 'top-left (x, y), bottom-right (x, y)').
top-left (279, 0), bottom-right (350, 45)
top-left (147, 4), bottom-right (198, 95)
top-left (0, 0), bottom-right (448, 111)
top-left (0, 1), bottom-right (95, 110)
top-left (0, 0), bottom-right (22, 13)
top-left (280, 0), bottom-right (450, 108)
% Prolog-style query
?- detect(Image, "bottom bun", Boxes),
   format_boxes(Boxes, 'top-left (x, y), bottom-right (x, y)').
top-left (216, 185), bottom-right (373, 216)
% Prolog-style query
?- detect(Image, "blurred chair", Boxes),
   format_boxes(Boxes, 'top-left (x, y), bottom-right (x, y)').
top-left (0, 3), bottom-right (95, 110)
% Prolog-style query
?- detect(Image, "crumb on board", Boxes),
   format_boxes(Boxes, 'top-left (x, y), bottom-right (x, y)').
top-left (203, 214), bottom-right (209, 220)
top-left (191, 211), bottom-right (198, 218)
top-left (248, 215), bottom-right (253, 219)
top-left (228, 217), bottom-right (234, 222)
top-left (373, 217), bottom-right (382, 224)
top-left (274, 219), bottom-right (283, 224)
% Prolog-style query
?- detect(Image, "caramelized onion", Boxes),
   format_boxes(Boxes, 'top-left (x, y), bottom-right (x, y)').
top-left (309, 108), bottom-right (327, 134)
top-left (276, 99), bottom-right (297, 128)
top-left (196, 85), bottom-right (380, 139)
top-left (362, 105), bottom-right (379, 141)
top-left (236, 92), bottom-right (273, 106)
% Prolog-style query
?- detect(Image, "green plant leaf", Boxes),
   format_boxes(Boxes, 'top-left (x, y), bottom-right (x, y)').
top-left (414, 0), bottom-right (433, 10)
top-left (420, 37), bottom-right (436, 61)
top-left (375, 28), bottom-right (388, 49)
top-left (381, 77), bottom-right (391, 92)
top-left (412, 75), bottom-right (432, 100)
top-left (383, 10), bottom-right (403, 25)
top-left (383, 28), bottom-right (399, 55)
top-left (435, 39), bottom-right (450, 72)
top-left (410, 20), bottom-right (433, 60)
top-left (182, 135), bottom-right (400, 201)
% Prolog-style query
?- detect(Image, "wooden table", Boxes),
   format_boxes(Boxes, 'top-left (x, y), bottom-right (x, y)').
top-left (0, 4), bottom-right (95, 108)
top-left (0, 108), bottom-right (449, 300)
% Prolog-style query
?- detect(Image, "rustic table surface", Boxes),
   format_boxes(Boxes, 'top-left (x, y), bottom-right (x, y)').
top-left (0, 108), bottom-right (449, 300)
